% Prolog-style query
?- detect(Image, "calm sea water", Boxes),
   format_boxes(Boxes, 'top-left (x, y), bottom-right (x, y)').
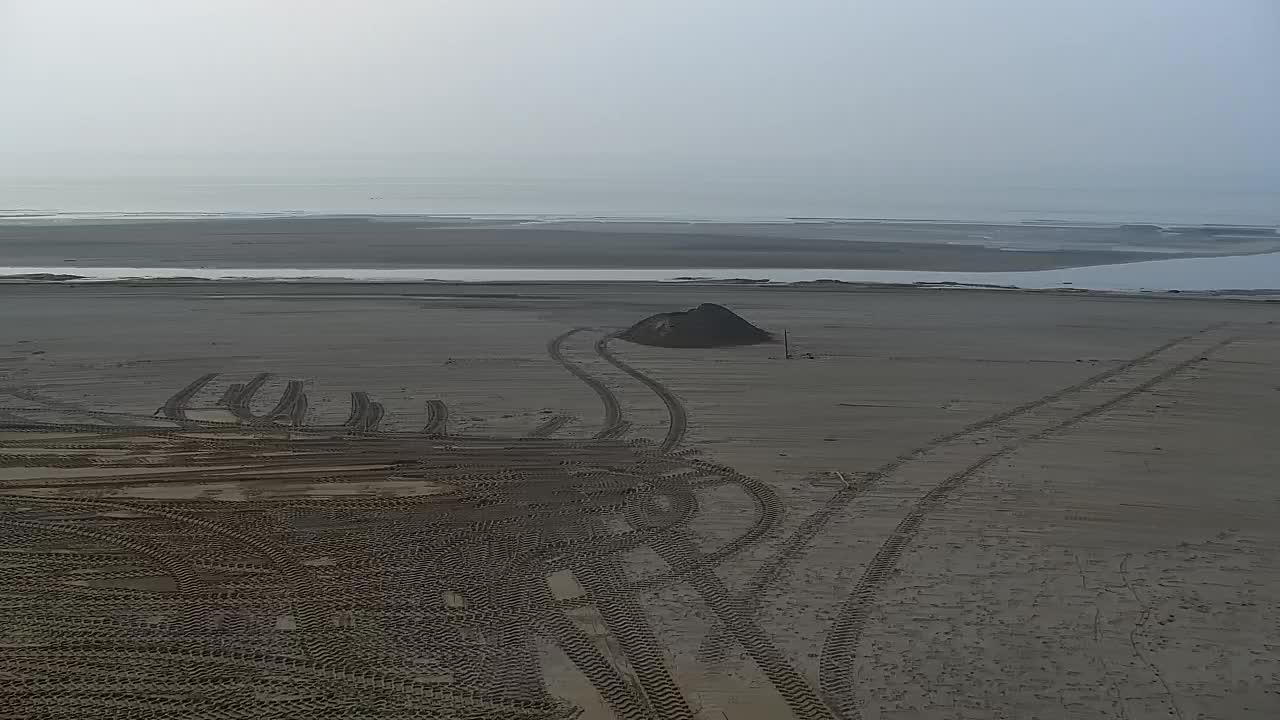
top-left (4, 252), bottom-right (1279, 292)
top-left (3, 174), bottom-right (1278, 290)
top-left (3, 175), bottom-right (1278, 226)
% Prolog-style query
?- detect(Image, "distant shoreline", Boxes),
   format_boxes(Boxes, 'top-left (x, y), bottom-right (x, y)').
top-left (2, 210), bottom-right (1278, 232)
top-left (2, 216), bottom-right (1277, 277)
top-left (2, 248), bottom-right (1280, 294)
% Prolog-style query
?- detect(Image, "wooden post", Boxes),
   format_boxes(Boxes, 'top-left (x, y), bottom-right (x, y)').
top-left (784, 329), bottom-right (791, 359)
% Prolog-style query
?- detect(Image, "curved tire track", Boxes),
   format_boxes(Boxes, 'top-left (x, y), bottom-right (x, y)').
top-left (527, 414), bottom-right (573, 438)
top-left (595, 336), bottom-right (686, 454)
top-left (547, 328), bottom-right (626, 439)
top-left (160, 373), bottom-right (219, 420)
top-left (225, 372), bottom-right (270, 422)
top-left (344, 392), bottom-right (384, 432)
top-left (701, 325), bottom-right (1227, 667)
top-left (2, 494), bottom-right (333, 658)
top-left (260, 380), bottom-right (308, 426)
top-left (422, 399), bottom-right (449, 435)
top-left (817, 332), bottom-right (1236, 719)
top-left (9, 647), bottom-right (563, 717)
top-left (215, 373), bottom-right (309, 427)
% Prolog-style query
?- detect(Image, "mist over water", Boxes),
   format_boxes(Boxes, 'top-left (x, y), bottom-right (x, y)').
top-left (4, 3), bottom-right (1278, 226)
top-left (3, 1), bottom-right (1278, 290)
top-left (4, 171), bottom-right (1277, 226)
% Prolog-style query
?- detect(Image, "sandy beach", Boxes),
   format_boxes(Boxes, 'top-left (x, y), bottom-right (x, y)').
top-left (6, 0), bottom-right (1279, 715)
top-left (1, 280), bottom-right (1277, 719)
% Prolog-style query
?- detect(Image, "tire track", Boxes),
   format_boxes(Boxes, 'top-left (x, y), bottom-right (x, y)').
top-left (698, 325), bottom-right (1227, 666)
top-left (650, 533), bottom-right (837, 720)
top-left (216, 373), bottom-right (309, 427)
top-left (423, 399), bottom-right (449, 435)
top-left (547, 328), bottom-right (626, 439)
top-left (344, 391), bottom-right (369, 427)
top-left (2, 494), bottom-right (333, 659)
top-left (817, 333), bottom-right (1236, 719)
top-left (344, 392), bottom-right (384, 432)
top-left (8, 367), bottom-right (760, 717)
top-left (0, 408), bottom-right (38, 425)
top-left (0, 387), bottom-right (133, 427)
top-left (7, 648), bottom-right (564, 717)
top-left (576, 561), bottom-right (695, 720)
top-left (160, 373), bottom-right (219, 420)
top-left (0, 519), bottom-right (202, 596)
top-left (222, 372), bottom-right (271, 422)
top-left (0, 518), bottom-right (209, 631)
top-left (527, 414), bottom-right (573, 438)
top-left (595, 336), bottom-right (686, 454)
top-left (260, 380), bottom-right (308, 426)
top-left (539, 609), bottom-right (654, 720)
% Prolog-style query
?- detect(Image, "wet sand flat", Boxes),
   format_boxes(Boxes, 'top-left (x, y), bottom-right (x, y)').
top-left (1, 281), bottom-right (1277, 719)
top-left (6, 216), bottom-right (1278, 271)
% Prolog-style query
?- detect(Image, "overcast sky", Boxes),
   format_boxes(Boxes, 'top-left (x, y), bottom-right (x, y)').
top-left (2, 0), bottom-right (1277, 186)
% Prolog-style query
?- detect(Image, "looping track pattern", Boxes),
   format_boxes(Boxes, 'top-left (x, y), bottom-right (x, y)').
top-left (0, 330), bottom-right (809, 718)
top-left (7, 322), bottom-right (1216, 719)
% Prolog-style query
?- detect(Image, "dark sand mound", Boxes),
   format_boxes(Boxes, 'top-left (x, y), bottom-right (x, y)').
top-left (618, 303), bottom-right (773, 348)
